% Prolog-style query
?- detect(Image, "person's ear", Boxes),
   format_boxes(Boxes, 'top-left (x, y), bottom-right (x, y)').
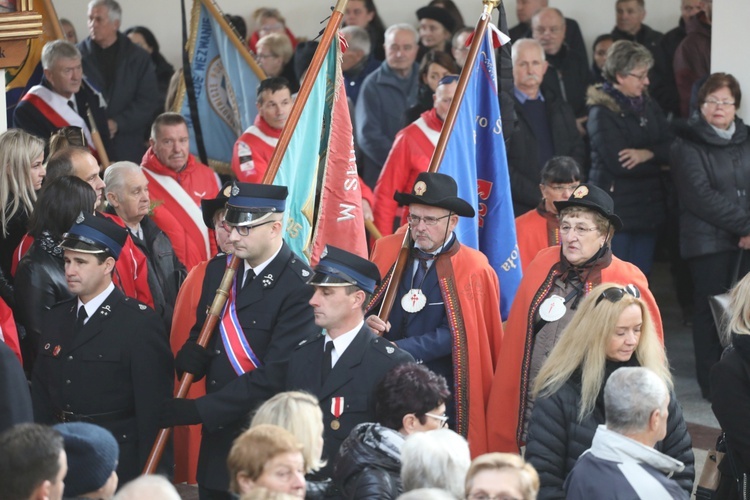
top-left (236, 472), bottom-right (255, 495)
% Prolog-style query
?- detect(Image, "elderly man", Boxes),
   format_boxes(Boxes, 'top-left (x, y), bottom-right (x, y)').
top-left (231, 78), bottom-right (292, 184)
top-left (341, 26), bottom-right (380, 105)
top-left (451, 27), bottom-right (473, 69)
top-left (287, 246), bottom-right (413, 477)
top-left (508, 38), bottom-right (585, 216)
top-left (658, 0), bottom-right (702, 117)
top-left (565, 367), bottom-right (688, 499)
top-left (158, 182), bottom-right (319, 499)
top-left (104, 162), bottom-right (187, 329)
top-left (141, 112), bottom-right (221, 268)
top-left (78, 0), bottom-right (159, 162)
top-left (373, 75), bottom-right (457, 236)
top-left (13, 40), bottom-right (109, 158)
top-left (510, 0), bottom-right (586, 56)
top-left (356, 23), bottom-right (420, 188)
top-left (367, 172), bottom-right (503, 456)
top-left (532, 8), bottom-right (591, 126)
top-left (0, 424), bottom-right (67, 500)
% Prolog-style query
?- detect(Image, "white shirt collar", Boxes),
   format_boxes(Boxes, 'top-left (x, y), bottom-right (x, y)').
top-left (244, 241), bottom-right (283, 279)
top-left (324, 320), bottom-right (364, 367)
top-left (76, 282), bottom-right (115, 324)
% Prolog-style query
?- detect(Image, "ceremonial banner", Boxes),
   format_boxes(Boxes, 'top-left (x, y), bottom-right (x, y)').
top-left (174, 0), bottom-right (264, 173)
top-left (438, 27), bottom-right (521, 319)
top-left (4, 0), bottom-right (63, 125)
top-left (309, 37), bottom-right (368, 265)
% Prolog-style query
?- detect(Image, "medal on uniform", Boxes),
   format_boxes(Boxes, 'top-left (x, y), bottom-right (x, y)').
top-left (539, 294), bottom-right (566, 322)
top-left (401, 289), bottom-right (427, 313)
top-left (330, 397), bottom-right (344, 430)
top-left (52, 345), bottom-right (61, 357)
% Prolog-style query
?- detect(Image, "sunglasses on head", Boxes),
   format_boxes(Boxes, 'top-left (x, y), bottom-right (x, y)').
top-left (595, 284), bottom-right (641, 307)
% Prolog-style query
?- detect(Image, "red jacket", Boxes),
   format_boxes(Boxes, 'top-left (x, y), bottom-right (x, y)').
top-left (231, 115), bottom-right (281, 183)
top-left (514, 206), bottom-right (561, 271)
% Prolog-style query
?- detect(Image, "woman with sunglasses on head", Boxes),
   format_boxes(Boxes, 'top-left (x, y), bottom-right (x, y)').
top-left (525, 283), bottom-right (694, 499)
top-left (671, 72), bottom-right (750, 400)
top-left (487, 183), bottom-right (663, 454)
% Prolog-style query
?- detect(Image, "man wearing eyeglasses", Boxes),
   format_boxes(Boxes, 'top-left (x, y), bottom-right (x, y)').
top-left (508, 38), bottom-right (585, 216)
top-left (158, 182), bottom-right (318, 500)
top-left (367, 172), bottom-right (503, 457)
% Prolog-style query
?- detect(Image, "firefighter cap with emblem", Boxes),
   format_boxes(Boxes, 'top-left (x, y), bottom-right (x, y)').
top-left (224, 182), bottom-right (288, 227)
top-left (394, 172), bottom-right (475, 217)
top-left (308, 245), bottom-right (381, 294)
top-left (59, 212), bottom-right (128, 260)
top-left (553, 183), bottom-right (623, 230)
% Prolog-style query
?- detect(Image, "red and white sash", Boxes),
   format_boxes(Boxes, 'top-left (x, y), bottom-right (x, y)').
top-left (21, 85), bottom-right (96, 150)
top-left (219, 256), bottom-right (262, 375)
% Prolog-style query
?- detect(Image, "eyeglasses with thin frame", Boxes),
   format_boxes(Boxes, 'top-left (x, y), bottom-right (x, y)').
top-left (424, 412), bottom-right (449, 428)
top-left (407, 214), bottom-right (451, 227)
top-left (467, 493), bottom-right (522, 500)
top-left (595, 284), bottom-right (641, 307)
top-left (703, 99), bottom-right (736, 108)
top-left (627, 72), bottom-right (649, 82)
top-left (544, 182), bottom-right (579, 193)
top-left (559, 223), bottom-right (599, 236)
top-left (221, 219), bottom-right (276, 237)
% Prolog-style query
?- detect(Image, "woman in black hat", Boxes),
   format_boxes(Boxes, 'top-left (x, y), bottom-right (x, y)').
top-left (416, 5), bottom-right (456, 63)
top-left (486, 183), bottom-right (663, 454)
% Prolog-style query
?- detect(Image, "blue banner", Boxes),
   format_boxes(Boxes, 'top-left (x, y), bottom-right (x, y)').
top-left (176, 0), bottom-right (262, 172)
top-left (439, 27), bottom-right (522, 319)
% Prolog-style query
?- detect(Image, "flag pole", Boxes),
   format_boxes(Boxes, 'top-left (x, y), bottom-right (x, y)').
top-left (143, 0), bottom-right (350, 475)
top-left (377, 0), bottom-right (501, 323)
top-left (200, 0), bottom-right (265, 78)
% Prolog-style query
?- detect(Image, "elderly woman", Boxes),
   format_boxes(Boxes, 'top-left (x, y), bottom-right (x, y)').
top-left (586, 40), bottom-right (672, 277)
top-left (514, 156), bottom-right (582, 270)
top-left (671, 72), bottom-right (750, 398)
top-left (525, 283), bottom-right (694, 499)
top-left (256, 33), bottom-right (299, 92)
top-left (404, 50), bottom-right (458, 124)
top-left (248, 8), bottom-right (298, 54)
top-left (711, 272), bottom-right (750, 499)
top-left (486, 183), bottom-right (662, 453)
top-left (400, 428), bottom-right (470, 498)
top-left (465, 453), bottom-right (539, 500)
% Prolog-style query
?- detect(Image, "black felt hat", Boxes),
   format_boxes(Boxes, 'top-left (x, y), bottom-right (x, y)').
top-left (308, 245), bottom-right (381, 294)
top-left (416, 6), bottom-right (456, 33)
top-left (201, 182), bottom-right (232, 229)
top-left (394, 172), bottom-right (475, 217)
top-left (554, 183), bottom-right (623, 230)
top-left (225, 182), bottom-right (288, 227)
top-left (59, 212), bottom-right (128, 260)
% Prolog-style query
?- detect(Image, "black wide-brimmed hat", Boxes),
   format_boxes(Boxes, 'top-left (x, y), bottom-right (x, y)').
top-left (308, 245), bottom-right (381, 294)
top-left (416, 6), bottom-right (456, 33)
top-left (201, 182), bottom-right (232, 229)
top-left (394, 172), bottom-right (475, 217)
top-left (554, 183), bottom-right (623, 230)
top-left (59, 212), bottom-right (128, 260)
top-left (225, 182), bottom-right (288, 227)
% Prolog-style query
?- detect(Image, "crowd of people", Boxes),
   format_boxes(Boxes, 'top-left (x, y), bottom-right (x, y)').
top-left (0, 0), bottom-right (748, 499)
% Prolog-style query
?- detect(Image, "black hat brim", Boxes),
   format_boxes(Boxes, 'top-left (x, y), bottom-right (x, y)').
top-left (394, 192), bottom-right (475, 217)
top-left (201, 198), bottom-right (227, 229)
top-left (554, 199), bottom-right (623, 231)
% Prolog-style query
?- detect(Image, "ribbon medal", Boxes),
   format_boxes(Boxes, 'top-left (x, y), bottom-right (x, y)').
top-left (330, 397), bottom-right (344, 430)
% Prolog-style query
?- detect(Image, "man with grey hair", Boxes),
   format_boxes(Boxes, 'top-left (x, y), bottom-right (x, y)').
top-left (13, 40), bottom-right (110, 155)
top-left (508, 38), bottom-right (584, 216)
top-left (78, 0), bottom-right (159, 162)
top-left (355, 23), bottom-right (420, 188)
top-left (342, 26), bottom-right (380, 105)
top-left (113, 475), bottom-right (181, 500)
top-left (400, 429), bottom-right (471, 498)
top-left (509, 0), bottom-right (586, 57)
top-left (564, 367), bottom-right (688, 499)
top-left (104, 161), bottom-right (186, 329)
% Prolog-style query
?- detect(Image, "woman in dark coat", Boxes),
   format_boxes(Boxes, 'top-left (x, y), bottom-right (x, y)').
top-left (671, 72), bottom-right (750, 398)
top-left (711, 272), bottom-right (750, 499)
top-left (586, 40), bottom-right (672, 277)
top-left (125, 26), bottom-right (175, 109)
top-left (525, 283), bottom-right (694, 499)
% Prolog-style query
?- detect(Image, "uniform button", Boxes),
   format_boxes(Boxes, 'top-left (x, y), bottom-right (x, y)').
top-left (122, 434), bottom-right (127, 439)
top-left (215, 349), bottom-right (221, 355)
top-left (67, 355), bottom-right (73, 360)
top-left (252, 320), bottom-right (256, 325)
top-left (65, 404), bottom-right (71, 410)
top-left (98, 354), bottom-right (103, 359)
top-left (65, 380), bottom-right (71, 384)
top-left (210, 380), bottom-right (216, 386)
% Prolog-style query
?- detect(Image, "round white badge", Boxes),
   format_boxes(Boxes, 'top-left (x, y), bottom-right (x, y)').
top-left (401, 289), bottom-right (427, 313)
top-left (539, 294), bottom-right (567, 322)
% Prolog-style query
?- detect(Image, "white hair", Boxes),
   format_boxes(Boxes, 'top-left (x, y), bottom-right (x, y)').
top-left (41, 40), bottom-right (81, 70)
top-left (113, 475), bottom-right (180, 500)
top-left (397, 488), bottom-right (457, 500)
top-left (385, 23), bottom-right (420, 45)
top-left (400, 429), bottom-right (471, 498)
top-left (103, 161), bottom-right (143, 197)
top-left (604, 367), bottom-right (669, 435)
top-left (512, 38), bottom-right (546, 65)
top-left (341, 26), bottom-right (372, 57)
top-left (88, 0), bottom-right (122, 23)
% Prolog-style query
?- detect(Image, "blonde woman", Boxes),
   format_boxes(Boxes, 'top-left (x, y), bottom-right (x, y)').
top-left (465, 453), bottom-right (539, 500)
top-left (255, 33), bottom-right (299, 92)
top-left (525, 283), bottom-right (694, 498)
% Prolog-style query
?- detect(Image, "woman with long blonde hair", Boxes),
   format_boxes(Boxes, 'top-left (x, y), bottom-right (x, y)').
top-left (525, 283), bottom-right (694, 498)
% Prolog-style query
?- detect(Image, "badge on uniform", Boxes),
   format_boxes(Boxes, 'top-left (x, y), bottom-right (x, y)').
top-left (53, 345), bottom-right (62, 357)
top-left (139, 304), bottom-right (147, 310)
top-left (330, 397), bottom-right (344, 430)
top-left (385, 346), bottom-right (395, 354)
top-left (262, 274), bottom-right (274, 287)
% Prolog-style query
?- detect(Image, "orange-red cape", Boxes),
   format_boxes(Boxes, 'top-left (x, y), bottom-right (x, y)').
top-left (371, 234), bottom-right (503, 456)
top-left (485, 246), bottom-right (664, 453)
top-left (515, 208), bottom-right (560, 271)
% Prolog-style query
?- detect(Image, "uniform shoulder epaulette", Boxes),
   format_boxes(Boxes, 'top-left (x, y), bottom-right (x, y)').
top-left (121, 297), bottom-right (157, 315)
top-left (295, 331), bottom-right (324, 350)
top-left (50, 297), bottom-right (77, 312)
top-left (288, 256), bottom-right (314, 282)
top-left (370, 336), bottom-right (400, 357)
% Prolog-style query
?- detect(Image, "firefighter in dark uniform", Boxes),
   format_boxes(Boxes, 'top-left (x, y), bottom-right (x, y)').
top-left (31, 212), bottom-right (174, 485)
top-left (159, 182), bottom-right (319, 500)
top-left (286, 245), bottom-right (414, 478)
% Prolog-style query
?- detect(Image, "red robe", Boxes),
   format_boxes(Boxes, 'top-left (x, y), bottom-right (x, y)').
top-left (0, 298), bottom-right (22, 364)
top-left (231, 115), bottom-right (281, 183)
top-left (169, 260), bottom-right (209, 484)
top-left (141, 148), bottom-right (220, 264)
top-left (373, 109), bottom-right (441, 236)
top-left (514, 206), bottom-right (561, 271)
top-left (371, 234), bottom-right (503, 456)
top-left (485, 246), bottom-right (664, 453)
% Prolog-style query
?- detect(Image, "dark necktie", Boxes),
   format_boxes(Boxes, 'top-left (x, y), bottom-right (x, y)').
top-left (75, 306), bottom-right (88, 331)
top-left (68, 100), bottom-right (76, 112)
top-left (321, 340), bottom-right (334, 381)
top-left (242, 268), bottom-right (255, 290)
top-left (411, 249), bottom-right (433, 286)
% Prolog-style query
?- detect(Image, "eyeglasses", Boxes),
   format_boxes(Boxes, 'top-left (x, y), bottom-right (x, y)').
top-left (595, 284), bottom-right (641, 306)
top-left (703, 99), bottom-right (736, 108)
top-left (544, 182), bottom-right (579, 193)
top-left (467, 493), bottom-right (521, 500)
top-left (424, 412), bottom-right (449, 428)
top-left (221, 219), bottom-right (276, 237)
top-left (627, 72), bottom-right (649, 81)
top-left (559, 224), bottom-right (599, 236)
top-left (407, 214), bottom-right (451, 226)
